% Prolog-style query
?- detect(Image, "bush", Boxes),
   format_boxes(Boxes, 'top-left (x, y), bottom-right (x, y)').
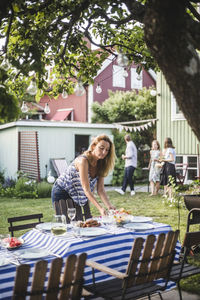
top-left (37, 181), bottom-right (52, 198)
top-left (0, 183), bottom-right (16, 197)
top-left (15, 177), bottom-right (37, 198)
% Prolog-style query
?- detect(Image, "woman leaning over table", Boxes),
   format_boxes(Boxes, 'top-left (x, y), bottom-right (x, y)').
top-left (160, 137), bottom-right (176, 199)
top-left (51, 134), bottom-right (116, 217)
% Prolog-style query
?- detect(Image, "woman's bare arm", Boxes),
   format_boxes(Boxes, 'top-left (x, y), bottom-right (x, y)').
top-left (97, 177), bottom-right (116, 210)
top-left (75, 157), bottom-right (106, 215)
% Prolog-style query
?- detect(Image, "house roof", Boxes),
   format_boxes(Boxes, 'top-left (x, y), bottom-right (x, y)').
top-left (94, 54), bottom-right (157, 80)
top-left (0, 120), bottom-right (115, 130)
top-left (51, 109), bottom-right (73, 121)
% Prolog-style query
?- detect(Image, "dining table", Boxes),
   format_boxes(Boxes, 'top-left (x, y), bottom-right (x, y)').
top-left (0, 217), bottom-right (181, 300)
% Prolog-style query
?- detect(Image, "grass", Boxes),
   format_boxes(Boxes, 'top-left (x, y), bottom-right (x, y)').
top-left (0, 190), bottom-right (200, 294)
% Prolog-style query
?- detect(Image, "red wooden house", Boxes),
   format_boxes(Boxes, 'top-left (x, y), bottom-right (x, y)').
top-left (38, 55), bottom-right (156, 123)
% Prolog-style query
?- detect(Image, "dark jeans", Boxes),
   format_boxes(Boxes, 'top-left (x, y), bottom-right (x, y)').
top-left (122, 166), bottom-right (135, 192)
top-left (51, 181), bottom-right (71, 205)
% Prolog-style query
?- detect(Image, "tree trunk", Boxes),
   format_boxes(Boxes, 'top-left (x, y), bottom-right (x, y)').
top-left (144, 0), bottom-right (200, 141)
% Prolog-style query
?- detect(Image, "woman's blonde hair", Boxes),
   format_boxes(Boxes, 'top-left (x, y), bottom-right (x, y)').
top-left (84, 134), bottom-right (116, 177)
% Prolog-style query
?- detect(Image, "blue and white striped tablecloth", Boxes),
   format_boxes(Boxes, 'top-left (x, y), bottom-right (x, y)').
top-left (0, 222), bottom-right (181, 299)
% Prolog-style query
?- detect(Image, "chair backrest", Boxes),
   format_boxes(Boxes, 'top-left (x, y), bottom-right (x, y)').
top-left (186, 208), bottom-right (200, 232)
top-left (8, 214), bottom-right (43, 237)
top-left (12, 253), bottom-right (87, 300)
top-left (50, 158), bottom-right (68, 177)
top-left (54, 199), bottom-right (92, 223)
top-left (182, 231), bottom-right (200, 250)
top-left (124, 230), bottom-right (179, 289)
top-left (175, 163), bottom-right (188, 185)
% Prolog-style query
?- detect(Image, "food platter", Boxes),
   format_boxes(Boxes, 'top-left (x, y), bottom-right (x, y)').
top-left (6, 237), bottom-right (24, 250)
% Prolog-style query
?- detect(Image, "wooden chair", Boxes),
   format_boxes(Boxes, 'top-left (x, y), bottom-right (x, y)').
top-left (186, 208), bottom-right (200, 232)
top-left (54, 198), bottom-right (92, 223)
top-left (175, 163), bottom-right (188, 185)
top-left (169, 231), bottom-right (200, 300)
top-left (8, 214), bottom-right (43, 237)
top-left (84, 230), bottom-right (179, 300)
top-left (12, 253), bottom-right (87, 300)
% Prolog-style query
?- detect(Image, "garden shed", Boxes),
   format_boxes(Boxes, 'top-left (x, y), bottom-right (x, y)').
top-left (0, 120), bottom-right (115, 184)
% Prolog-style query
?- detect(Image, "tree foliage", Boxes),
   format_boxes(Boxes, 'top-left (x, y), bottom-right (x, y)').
top-left (0, 0), bottom-right (200, 140)
top-left (92, 88), bottom-right (156, 123)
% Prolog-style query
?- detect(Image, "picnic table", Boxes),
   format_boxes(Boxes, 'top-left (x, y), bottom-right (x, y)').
top-left (0, 219), bottom-right (181, 299)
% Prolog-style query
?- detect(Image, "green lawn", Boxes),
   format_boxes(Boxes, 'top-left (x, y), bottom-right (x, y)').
top-left (0, 191), bottom-right (200, 294)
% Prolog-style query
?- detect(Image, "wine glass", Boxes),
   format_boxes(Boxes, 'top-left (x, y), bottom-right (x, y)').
top-left (51, 215), bottom-right (67, 236)
top-left (68, 208), bottom-right (76, 227)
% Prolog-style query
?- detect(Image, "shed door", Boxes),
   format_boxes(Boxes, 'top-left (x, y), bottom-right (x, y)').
top-left (75, 135), bottom-right (89, 157)
top-left (18, 131), bottom-right (40, 181)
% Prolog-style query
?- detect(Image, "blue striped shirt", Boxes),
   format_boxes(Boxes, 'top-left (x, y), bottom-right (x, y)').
top-left (56, 157), bottom-right (98, 205)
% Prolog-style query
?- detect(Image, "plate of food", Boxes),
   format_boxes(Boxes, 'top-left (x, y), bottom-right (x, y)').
top-left (79, 227), bottom-right (107, 237)
top-left (76, 219), bottom-right (101, 228)
top-left (5, 237), bottom-right (24, 250)
top-left (123, 222), bottom-right (155, 231)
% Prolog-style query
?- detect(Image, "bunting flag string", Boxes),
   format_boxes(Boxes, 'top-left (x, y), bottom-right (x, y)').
top-left (114, 118), bottom-right (157, 133)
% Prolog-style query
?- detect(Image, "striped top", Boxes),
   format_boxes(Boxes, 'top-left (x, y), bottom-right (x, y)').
top-left (56, 155), bottom-right (98, 206)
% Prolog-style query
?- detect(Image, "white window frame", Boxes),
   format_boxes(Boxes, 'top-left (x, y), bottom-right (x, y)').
top-left (112, 65), bottom-right (125, 88)
top-left (131, 68), bottom-right (143, 90)
top-left (171, 93), bottom-right (185, 121)
top-left (176, 155), bottom-right (198, 183)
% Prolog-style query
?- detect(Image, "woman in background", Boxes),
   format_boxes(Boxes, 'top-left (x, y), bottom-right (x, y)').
top-left (160, 137), bottom-right (176, 199)
top-left (148, 140), bottom-right (161, 196)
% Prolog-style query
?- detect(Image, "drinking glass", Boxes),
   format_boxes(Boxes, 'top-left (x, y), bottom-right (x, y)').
top-left (51, 215), bottom-right (67, 236)
top-left (0, 234), bottom-right (10, 247)
top-left (108, 210), bottom-right (117, 233)
top-left (68, 208), bottom-right (76, 227)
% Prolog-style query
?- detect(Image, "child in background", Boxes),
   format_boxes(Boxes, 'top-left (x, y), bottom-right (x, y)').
top-left (148, 140), bottom-right (161, 196)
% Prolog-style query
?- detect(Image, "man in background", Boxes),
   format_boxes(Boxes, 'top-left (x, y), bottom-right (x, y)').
top-left (115, 134), bottom-right (137, 196)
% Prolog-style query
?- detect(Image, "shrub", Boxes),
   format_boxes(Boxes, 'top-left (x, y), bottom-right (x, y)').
top-left (15, 177), bottom-right (37, 198)
top-left (37, 181), bottom-right (52, 198)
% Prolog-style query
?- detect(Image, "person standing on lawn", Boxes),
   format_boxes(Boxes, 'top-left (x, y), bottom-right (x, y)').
top-left (115, 134), bottom-right (137, 196)
top-left (148, 140), bottom-right (161, 196)
top-left (160, 137), bottom-right (176, 199)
